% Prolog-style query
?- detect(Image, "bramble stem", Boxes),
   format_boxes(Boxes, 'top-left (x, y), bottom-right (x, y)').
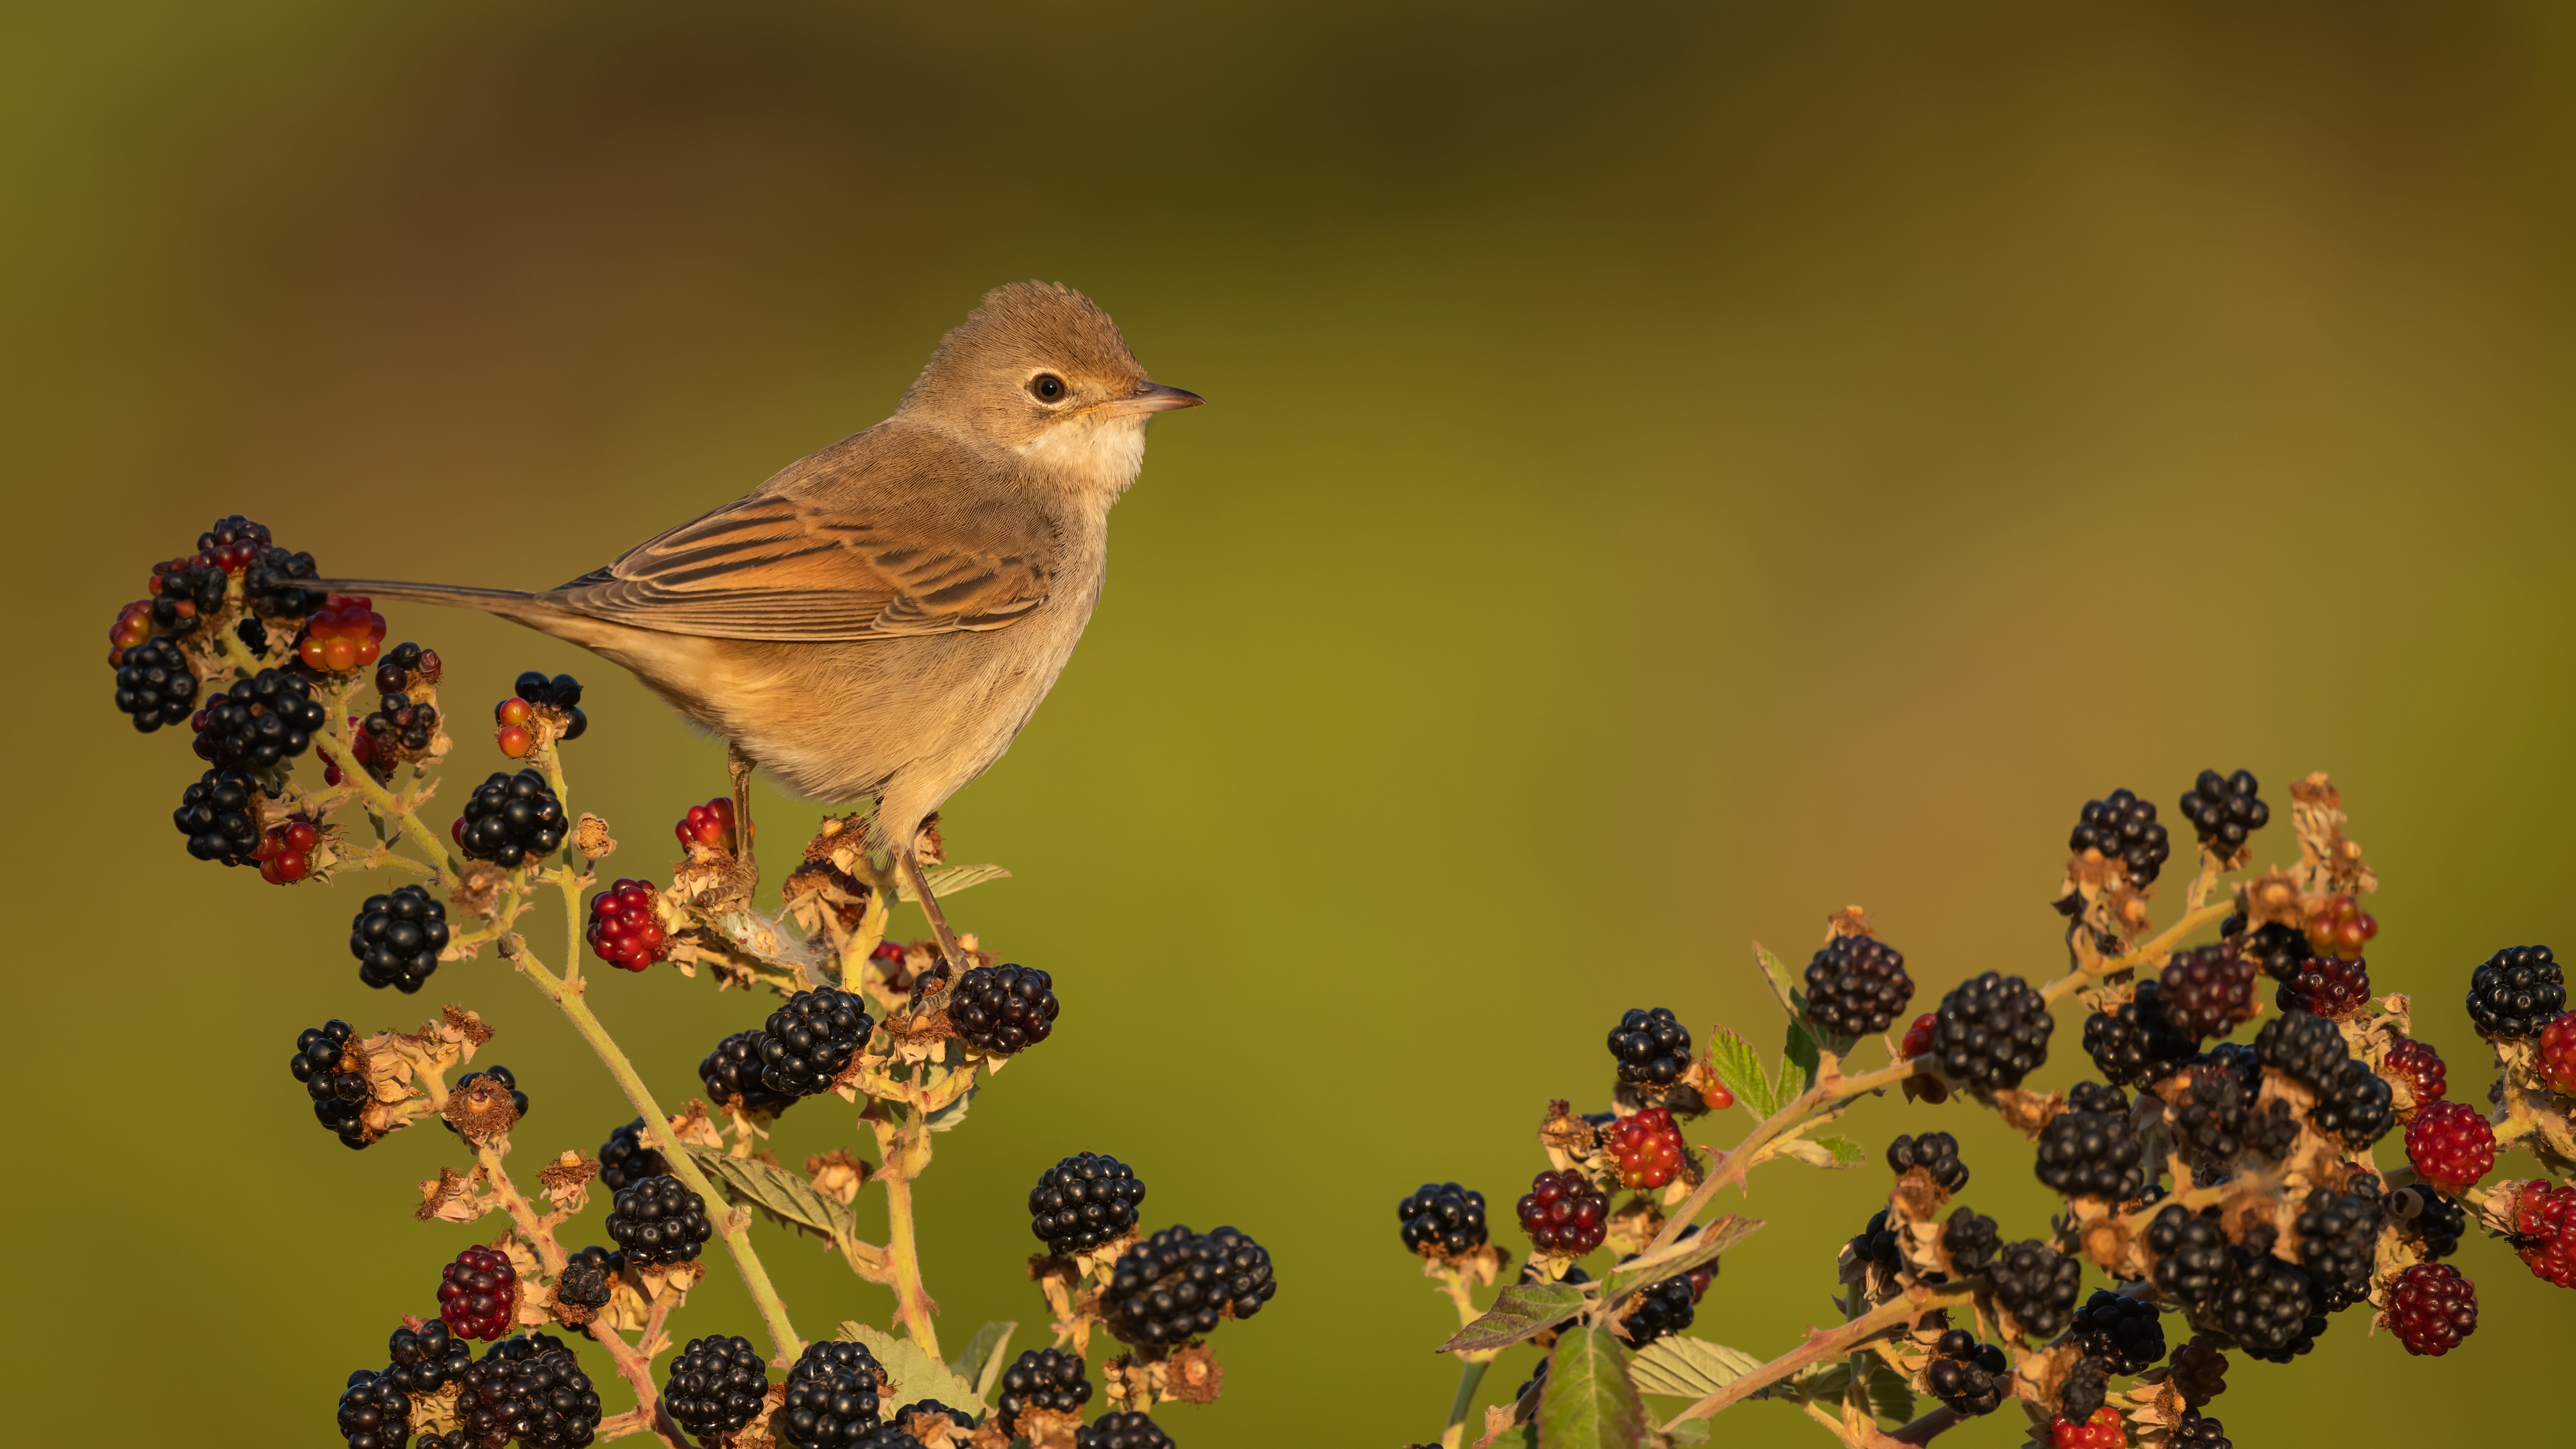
top-left (472, 1140), bottom-right (568, 1277)
top-left (1438, 1356), bottom-right (1491, 1449)
top-left (502, 934), bottom-right (803, 1362)
top-left (313, 689), bottom-right (463, 881)
top-left (2039, 900), bottom-right (2238, 1005)
top-left (1647, 1056), bottom-right (1925, 1255)
top-left (876, 1117), bottom-right (943, 1355)
top-left (1658, 1280), bottom-right (1980, 1430)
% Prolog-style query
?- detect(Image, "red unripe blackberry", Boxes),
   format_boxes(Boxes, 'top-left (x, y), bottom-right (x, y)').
top-left (949, 963), bottom-right (1059, 1054)
top-left (1925, 1329), bottom-right (2009, 1415)
top-left (2277, 955), bottom-right (2371, 1020)
top-left (1607, 1006), bottom-right (1692, 1086)
top-left (584, 879), bottom-right (667, 970)
top-left (2381, 1035), bottom-right (2447, 1113)
top-left (2537, 1011), bottom-right (2576, 1096)
top-left (2403, 1101), bottom-right (2496, 1194)
top-left (2179, 769), bottom-right (2269, 852)
top-left (352, 884), bottom-right (450, 993)
top-left (1900, 1013), bottom-right (1936, 1059)
top-left (2035, 1083), bottom-right (2144, 1202)
top-left (2467, 944), bottom-right (2565, 1040)
top-left (997, 1346), bottom-right (1092, 1432)
top-left (1608, 1108), bottom-right (1684, 1189)
top-left (676, 797), bottom-right (743, 853)
top-left (1101, 1224), bottom-right (1279, 1346)
top-left (2157, 944), bottom-right (2261, 1040)
top-left (1803, 935), bottom-right (1914, 1038)
top-left (457, 1334), bottom-right (602, 1449)
top-left (598, 1118), bottom-right (670, 1193)
top-left (1076, 1411), bottom-right (1176, 1449)
top-left (1885, 1132), bottom-right (1968, 1191)
top-left (386, 1320), bottom-right (475, 1396)
top-left (607, 1176), bottom-right (714, 1265)
top-left (2303, 894), bottom-right (2377, 961)
top-left (337, 1368), bottom-right (412, 1449)
top-left (1925, 972), bottom-right (2054, 1089)
top-left (1991, 1240), bottom-right (2082, 1338)
top-left (2510, 1180), bottom-right (2576, 1288)
top-left (2049, 1406), bottom-right (2126, 1449)
top-left (2068, 1288), bottom-right (2163, 1374)
top-left (2070, 787), bottom-right (2170, 885)
top-left (438, 1245), bottom-right (519, 1340)
top-left (701, 1028), bottom-right (798, 1117)
top-left (455, 769), bottom-right (568, 867)
top-left (2382, 1262), bottom-right (2477, 1356)
top-left (664, 1334), bottom-right (770, 1440)
top-left (253, 819), bottom-right (318, 883)
top-left (112, 634), bottom-right (199, 731)
top-left (1517, 1169), bottom-right (1609, 1256)
top-left (1397, 1181), bottom-right (1487, 1256)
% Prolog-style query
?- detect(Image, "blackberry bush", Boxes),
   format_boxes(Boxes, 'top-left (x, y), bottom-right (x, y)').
top-left (1607, 1007), bottom-right (1692, 1086)
top-left (2069, 788), bottom-right (2170, 885)
top-left (1032, 1151), bottom-right (1149, 1257)
top-left (606, 1177), bottom-right (712, 1266)
top-left (2467, 945), bottom-right (2565, 1039)
top-left (1101, 1224), bottom-right (1279, 1346)
top-left (1803, 934), bottom-right (1913, 1038)
top-left (1397, 1181), bottom-right (1488, 1256)
top-left (948, 963), bottom-right (1059, 1053)
top-left (350, 885), bottom-right (450, 994)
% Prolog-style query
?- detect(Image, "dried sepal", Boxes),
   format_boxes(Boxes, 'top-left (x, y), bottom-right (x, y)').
top-left (804, 1149), bottom-right (869, 1206)
top-left (2065, 1196), bottom-right (2151, 1279)
top-left (415, 1165), bottom-right (486, 1223)
top-left (2114, 1371), bottom-right (2188, 1448)
top-left (1825, 904), bottom-right (1874, 941)
top-left (573, 812), bottom-right (616, 859)
top-left (1161, 1342), bottom-right (1224, 1405)
top-left (1004, 1406), bottom-right (1081, 1449)
top-left (1990, 1087), bottom-right (2065, 1139)
top-left (1421, 1242), bottom-right (1509, 1288)
top-left (2009, 1341), bottom-right (2083, 1420)
top-left (448, 861), bottom-right (510, 922)
top-left (442, 1071), bottom-right (521, 1142)
top-left (1099, 1354), bottom-right (1160, 1410)
top-left (1540, 1099), bottom-right (1600, 1169)
top-left (1605, 1195), bottom-right (1666, 1257)
top-left (2288, 772), bottom-right (2377, 896)
top-left (537, 1150), bottom-right (598, 1214)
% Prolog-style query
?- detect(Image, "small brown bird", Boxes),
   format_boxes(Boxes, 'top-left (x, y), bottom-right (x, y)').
top-left (323, 282), bottom-right (1200, 955)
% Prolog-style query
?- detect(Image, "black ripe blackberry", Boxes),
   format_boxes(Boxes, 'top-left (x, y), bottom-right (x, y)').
top-left (1617, 1271), bottom-right (1696, 1347)
top-left (1030, 1151), bottom-right (1149, 1257)
top-left (456, 1334), bottom-right (602, 1449)
top-left (175, 767), bottom-right (265, 864)
top-left (1397, 1181), bottom-right (1488, 1256)
top-left (2158, 944), bottom-right (2260, 1041)
top-left (606, 1176), bottom-right (713, 1266)
top-left (555, 1246), bottom-right (620, 1314)
top-left (1847, 1210), bottom-right (1902, 1281)
top-left (889, 1399), bottom-right (979, 1442)
top-left (2148, 1205), bottom-right (2229, 1310)
top-left (1925, 1329), bottom-right (2009, 1416)
top-left (1102, 1224), bottom-right (1278, 1346)
top-left (2466, 945), bottom-right (2565, 1040)
top-left (2179, 769), bottom-right (2269, 853)
top-left (2068, 1289), bottom-right (2164, 1374)
top-left (376, 641), bottom-right (435, 694)
top-left (1941, 1208), bottom-right (2001, 1278)
top-left (1884, 1132), bottom-right (1968, 1192)
top-left (2295, 1185), bottom-right (2381, 1311)
top-left (2167, 1057), bottom-right (2260, 1182)
top-left (2214, 1249), bottom-right (2322, 1362)
top-left (1803, 936), bottom-right (1914, 1038)
top-left (949, 963), bottom-right (1059, 1054)
top-left (361, 691), bottom-right (441, 757)
top-left (2390, 1185), bottom-right (2467, 1260)
top-left (663, 1334), bottom-right (769, 1440)
top-left (1607, 1006), bottom-right (1692, 1086)
top-left (337, 1368), bottom-right (412, 1449)
top-left (1925, 972), bottom-right (2054, 1089)
top-left (2082, 982), bottom-right (2197, 1087)
top-left (2223, 917), bottom-right (2309, 984)
top-left (2036, 1085), bottom-right (2145, 1201)
top-left (1990, 1240), bottom-right (2082, 1338)
top-left (700, 1028), bottom-right (798, 1118)
top-left (386, 1320), bottom-right (475, 1396)
top-left (759, 986), bottom-right (875, 1097)
top-left (439, 1066), bottom-right (529, 1135)
top-left (997, 1347), bottom-right (1093, 1433)
top-left (2070, 788), bottom-right (2171, 885)
top-left (112, 635), bottom-right (198, 731)
top-left (598, 1118), bottom-right (670, 1193)
top-left (291, 1019), bottom-right (373, 1149)
top-left (150, 554), bottom-right (227, 634)
top-left (2252, 1008), bottom-right (2345, 1095)
top-left (1077, 1411), bottom-right (1177, 1449)
top-left (2174, 1411), bottom-right (2234, 1449)
top-left (456, 769), bottom-right (569, 867)
top-left (777, 1340), bottom-right (885, 1449)
top-left (194, 667), bottom-right (329, 769)
top-left (2059, 1356), bottom-right (2108, 1423)
top-left (350, 885), bottom-right (450, 994)
top-left (2311, 1056), bottom-right (2395, 1150)
top-left (243, 541), bottom-right (325, 619)
top-left (515, 671), bottom-right (590, 741)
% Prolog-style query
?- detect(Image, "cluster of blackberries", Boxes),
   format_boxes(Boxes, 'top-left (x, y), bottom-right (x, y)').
top-left (774, 1340), bottom-right (885, 1448)
top-left (193, 668), bottom-right (331, 769)
top-left (2178, 769), bottom-right (2269, 851)
top-left (997, 1347), bottom-right (1093, 1433)
top-left (360, 690), bottom-right (440, 757)
top-left (372, 640), bottom-right (441, 694)
top-left (760, 986), bottom-right (875, 1097)
top-left (1990, 1239), bottom-right (2082, 1337)
top-left (606, 1176), bottom-right (712, 1265)
top-left (1101, 1224), bottom-right (1278, 1346)
top-left (514, 671), bottom-right (590, 740)
top-left (291, 1019), bottom-right (372, 1149)
top-left (2157, 944), bottom-right (2261, 1040)
top-left (439, 1065), bottom-right (529, 1136)
top-left (2070, 788), bottom-right (2170, 885)
top-left (2215, 1244), bottom-right (2326, 1362)
top-left (1939, 1208), bottom-right (2000, 1279)
top-left (948, 963), bottom-right (1059, 1054)
top-left (1396, 1181), bottom-right (1487, 1256)
top-left (1617, 1271), bottom-right (1697, 1347)
top-left (1077, 1411), bottom-right (1176, 1449)
top-left (554, 1246), bottom-right (621, 1315)
top-left (664, 1334), bottom-right (769, 1441)
top-left (1607, 1007), bottom-right (1692, 1086)
top-left (1804, 936), bottom-right (1914, 1038)
top-left (2147, 1205), bottom-right (2232, 1310)
top-left (455, 769), bottom-right (568, 867)
top-left (455, 1334), bottom-right (602, 1449)
top-left (598, 1118), bottom-right (670, 1193)
top-left (1922, 973), bottom-right (2053, 1089)
top-left (178, 767), bottom-right (266, 865)
top-left (2467, 945), bottom-right (2563, 1039)
top-left (1884, 1132), bottom-right (1968, 1191)
top-left (2253, 1010), bottom-right (2393, 1148)
top-left (1517, 1169), bottom-right (1609, 1256)
top-left (439, 1245), bottom-right (519, 1342)
top-left (112, 635), bottom-right (198, 731)
top-left (2035, 1082), bottom-right (2144, 1202)
top-left (150, 553), bottom-right (229, 635)
top-left (386, 1321), bottom-right (475, 1397)
top-left (239, 531), bottom-right (327, 619)
top-left (2080, 981), bottom-right (2198, 1087)
top-left (2296, 1182), bottom-right (2382, 1311)
top-left (1925, 1329), bottom-right (2008, 1416)
top-left (2068, 1289), bottom-right (2164, 1373)
top-left (1847, 1210), bottom-right (1902, 1283)
top-left (702, 1028), bottom-right (800, 1118)
top-left (350, 885), bottom-right (449, 993)
top-left (1032, 1152), bottom-right (1150, 1257)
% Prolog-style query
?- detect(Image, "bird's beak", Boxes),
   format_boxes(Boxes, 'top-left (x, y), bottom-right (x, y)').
top-left (1097, 380), bottom-right (1205, 417)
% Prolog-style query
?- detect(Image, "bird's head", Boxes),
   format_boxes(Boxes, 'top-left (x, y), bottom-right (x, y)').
top-left (901, 281), bottom-right (1201, 495)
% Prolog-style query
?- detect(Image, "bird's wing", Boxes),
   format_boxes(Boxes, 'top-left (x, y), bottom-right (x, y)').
top-left (547, 490), bottom-right (1052, 642)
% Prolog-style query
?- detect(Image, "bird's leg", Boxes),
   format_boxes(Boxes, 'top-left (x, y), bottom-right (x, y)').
top-left (898, 845), bottom-right (965, 971)
top-left (727, 742), bottom-right (758, 896)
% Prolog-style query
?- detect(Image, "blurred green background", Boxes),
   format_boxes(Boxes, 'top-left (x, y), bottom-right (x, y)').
top-left (8, 1), bottom-right (2573, 1443)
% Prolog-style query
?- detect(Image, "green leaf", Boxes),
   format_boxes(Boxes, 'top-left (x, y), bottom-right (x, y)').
top-left (1662, 1419), bottom-right (1711, 1446)
top-left (1538, 1328), bottom-right (1646, 1449)
top-left (1706, 1030), bottom-right (1776, 1118)
top-left (1752, 942), bottom-right (1805, 1018)
top-left (894, 863), bottom-right (1012, 903)
top-left (839, 1322), bottom-right (987, 1407)
top-left (947, 1320), bottom-right (1017, 1399)
top-left (1771, 1134), bottom-right (1865, 1170)
top-left (1776, 1020), bottom-right (1820, 1104)
top-left (1436, 1283), bottom-right (1589, 1355)
top-left (1869, 1364), bottom-right (1914, 1424)
top-left (923, 1083), bottom-right (977, 1133)
top-left (1597, 1215), bottom-right (1763, 1307)
top-left (685, 1145), bottom-right (856, 1245)
top-left (1813, 1135), bottom-right (1866, 1167)
top-left (1627, 1336), bottom-right (1764, 1399)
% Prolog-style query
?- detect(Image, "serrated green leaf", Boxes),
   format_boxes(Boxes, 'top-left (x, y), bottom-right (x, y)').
top-left (894, 863), bottom-right (1012, 903)
top-left (1752, 942), bottom-right (1805, 1018)
top-left (1437, 1283), bottom-right (1589, 1355)
top-left (947, 1320), bottom-right (1017, 1399)
top-left (1627, 1336), bottom-right (1764, 1399)
top-left (686, 1145), bottom-right (857, 1245)
top-left (1776, 1020), bottom-right (1819, 1104)
top-left (1706, 1030), bottom-right (1776, 1118)
top-left (1538, 1328), bottom-right (1646, 1449)
top-left (1598, 1215), bottom-right (1762, 1307)
top-left (1869, 1364), bottom-right (1913, 1423)
top-left (839, 1322), bottom-right (987, 1407)
top-left (1813, 1135), bottom-right (1865, 1167)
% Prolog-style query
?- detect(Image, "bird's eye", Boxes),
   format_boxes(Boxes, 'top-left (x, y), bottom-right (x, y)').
top-left (1029, 374), bottom-right (1066, 402)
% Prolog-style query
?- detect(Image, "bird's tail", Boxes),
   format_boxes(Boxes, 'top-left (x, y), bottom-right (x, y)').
top-left (309, 580), bottom-right (553, 615)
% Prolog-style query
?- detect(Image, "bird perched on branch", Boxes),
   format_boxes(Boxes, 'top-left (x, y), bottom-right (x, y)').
top-left (320, 281), bottom-right (1201, 959)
